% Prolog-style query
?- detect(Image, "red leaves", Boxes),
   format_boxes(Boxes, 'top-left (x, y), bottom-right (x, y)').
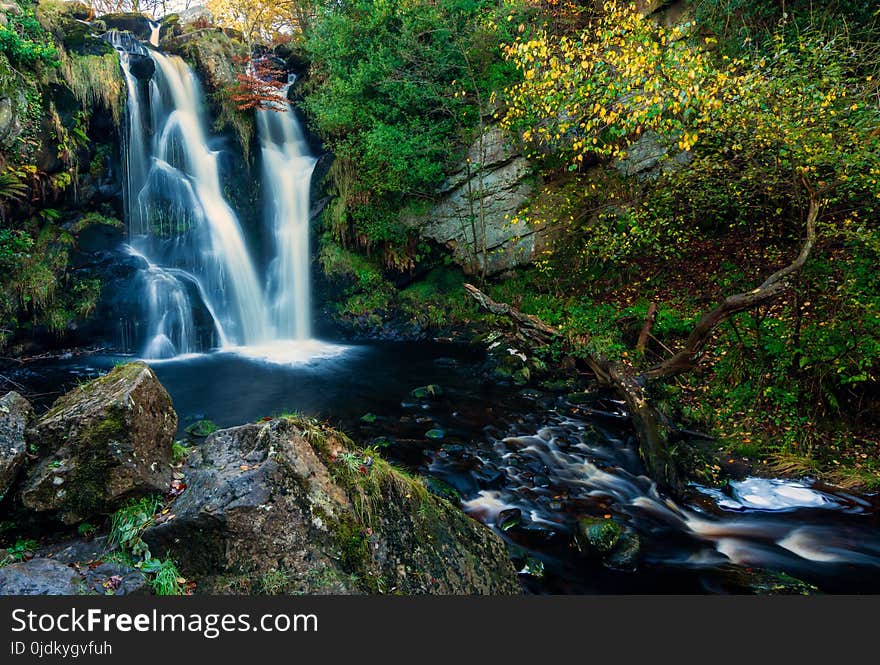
top-left (229, 58), bottom-right (289, 113)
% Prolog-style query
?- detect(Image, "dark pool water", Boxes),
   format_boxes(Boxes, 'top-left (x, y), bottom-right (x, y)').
top-left (5, 340), bottom-right (880, 594)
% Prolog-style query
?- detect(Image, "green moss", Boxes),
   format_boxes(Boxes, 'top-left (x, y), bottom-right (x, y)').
top-left (58, 49), bottom-right (125, 125)
top-left (184, 419), bottom-right (219, 438)
top-left (61, 408), bottom-right (126, 518)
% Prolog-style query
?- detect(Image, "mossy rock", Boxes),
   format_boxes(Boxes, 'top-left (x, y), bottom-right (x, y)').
top-left (721, 567), bottom-right (819, 595)
top-left (574, 517), bottom-right (641, 570)
top-left (0, 391), bottom-right (33, 501)
top-left (575, 517), bottom-right (623, 554)
top-left (21, 363), bottom-right (176, 524)
top-left (144, 417), bottom-right (521, 595)
top-left (411, 384), bottom-right (443, 400)
top-left (184, 419), bottom-right (219, 438)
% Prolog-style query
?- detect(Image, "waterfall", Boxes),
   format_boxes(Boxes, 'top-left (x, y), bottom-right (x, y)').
top-left (256, 77), bottom-right (317, 340)
top-left (109, 30), bottom-right (321, 359)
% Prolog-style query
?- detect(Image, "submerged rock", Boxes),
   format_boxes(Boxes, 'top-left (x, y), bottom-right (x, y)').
top-left (0, 391), bottom-right (33, 500)
top-left (144, 417), bottom-right (521, 595)
top-left (21, 362), bottom-right (176, 523)
top-left (0, 558), bottom-right (85, 595)
top-left (719, 566), bottom-right (819, 595)
top-left (574, 516), bottom-right (641, 570)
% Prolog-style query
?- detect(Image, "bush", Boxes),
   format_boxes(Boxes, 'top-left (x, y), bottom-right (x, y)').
top-left (0, 2), bottom-right (58, 67)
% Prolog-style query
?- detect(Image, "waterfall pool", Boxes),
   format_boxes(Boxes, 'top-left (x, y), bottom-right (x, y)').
top-left (5, 340), bottom-right (880, 594)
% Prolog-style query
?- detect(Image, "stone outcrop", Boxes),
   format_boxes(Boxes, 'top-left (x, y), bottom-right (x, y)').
top-left (405, 126), bottom-right (547, 276)
top-left (144, 417), bottom-right (521, 595)
top-left (0, 558), bottom-right (85, 595)
top-left (21, 362), bottom-right (176, 523)
top-left (99, 12), bottom-right (154, 40)
top-left (0, 392), bottom-right (33, 501)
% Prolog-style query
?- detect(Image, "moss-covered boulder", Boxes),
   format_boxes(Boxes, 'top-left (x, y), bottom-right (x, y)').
top-left (718, 566), bottom-right (819, 595)
top-left (0, 391), bottom-right (33, 500)
top-left (21, 362), bottom-right (176, 523)
top-left (144, 417), bottom-right (521, 595)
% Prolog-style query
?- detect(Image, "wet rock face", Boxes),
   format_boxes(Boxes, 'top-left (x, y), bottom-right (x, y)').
top-left (144, 417), bottom-right (521, 595)
top-left (21, 362), bottom-right (176, 523)
top-left (405, 126), bottom-right (544, 276)
top-left (0, 392), bottom-right (33, 500)
top-left (127, 53), bottom-right (155, 80)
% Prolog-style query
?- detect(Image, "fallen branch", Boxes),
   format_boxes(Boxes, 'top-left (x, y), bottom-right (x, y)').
top-left (644, 193), bottom-right (820, 379)
top-left (463, 283), bottom-right (559, 346)
top-left (464, 282), bottom-right (678, 488)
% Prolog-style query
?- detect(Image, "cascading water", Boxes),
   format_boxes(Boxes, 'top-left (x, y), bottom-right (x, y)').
top-left (109, 30), bottom-right (312, 358)
top-left (149, 20), bottom-right (160, 48)
top-left (257, 76), bottom-right (317, 341)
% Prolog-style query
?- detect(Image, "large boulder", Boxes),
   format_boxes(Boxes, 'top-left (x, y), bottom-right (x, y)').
top-left (144, 417), bottom-right (520, 595)
top-left (21, 362), bottom-right (176, 523)
top-left (0, 558), bottom-right (85, 595)
top-left (99, 12), bottom-right (154, 40)
top-left (0, 391), bottom-right (33, 500)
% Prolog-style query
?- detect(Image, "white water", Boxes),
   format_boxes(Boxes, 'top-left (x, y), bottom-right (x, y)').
top-left (149, 50), bottom-right (271, 344)
top-left (149, 21), bottom-right (160, 48)
top-left (257, 76), bottom-right (317, 340)
top-left (458, 417), bottom-right (880, 574)
top-left (109, 33), bottom-right (320, 359)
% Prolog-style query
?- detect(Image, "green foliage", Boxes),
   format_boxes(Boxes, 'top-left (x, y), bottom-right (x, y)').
top-left (0, 2), bottom-right (58, 67)
top-left (109, 496), bottom-right (160, 558)
top-left (0, 538), bottom-right (39, 566)
top-left (0, 213), bottom-right (105, 346)
top-left (172, 441), bottom-right (191, 464)
top-left (304, 0), bottom-right (533, 262)
top-left (77, 522), bottom-right (97, 538)
top-left (140, 558), bottom-right (185, 596)
top-left (109, 497), bottom-right (186, 595)
top-left (0, 168), bottom-right (29, 203)
top-left (692, 0), bottom-right (879, 54)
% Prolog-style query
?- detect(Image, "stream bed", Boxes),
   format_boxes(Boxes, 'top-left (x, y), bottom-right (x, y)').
top-left (5, 339), bottom-right (880, 594)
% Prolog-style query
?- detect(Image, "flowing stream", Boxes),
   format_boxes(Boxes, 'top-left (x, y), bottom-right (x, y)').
top-left (7, 345), bottom-right (880, 594)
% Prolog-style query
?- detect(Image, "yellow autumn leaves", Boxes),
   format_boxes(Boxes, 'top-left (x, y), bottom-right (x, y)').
top-left (501, 2), bottom-right (727, 162)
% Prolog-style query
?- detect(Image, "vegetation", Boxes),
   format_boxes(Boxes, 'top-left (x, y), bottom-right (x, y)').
top-left (0, 0), bottom-right (876, 492)
top-left (0, 1), bottom-right (126, 353)
top-left (302, 0), bottom-right (535, 268)
top-left (109, 497), bottom-right (186, 595)
top-left (0, 538), bottom-right (39, 566)
top-left (0, 1), bottom-right (57, 67)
